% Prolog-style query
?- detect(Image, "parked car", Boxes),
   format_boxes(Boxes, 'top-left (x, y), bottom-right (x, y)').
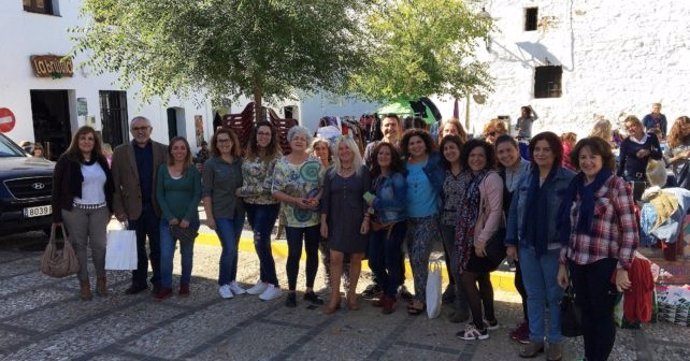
top-left (0, 133), bottom-right (54, 236)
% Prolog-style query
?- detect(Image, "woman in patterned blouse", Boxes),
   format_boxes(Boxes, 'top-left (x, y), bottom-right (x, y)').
top-left (271, 126), bottom-right (325, 308)
top-left (557, 136), bottom-right (639, 361)
top-left (236, 121), bottom-right (284, 301)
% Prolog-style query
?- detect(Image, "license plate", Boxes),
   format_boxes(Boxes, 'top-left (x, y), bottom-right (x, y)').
top-left (23, 205), bottom-right (52, 218)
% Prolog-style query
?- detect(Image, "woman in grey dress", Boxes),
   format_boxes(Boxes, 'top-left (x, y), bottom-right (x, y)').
top-left (320, 136), bottom-right (371, 313)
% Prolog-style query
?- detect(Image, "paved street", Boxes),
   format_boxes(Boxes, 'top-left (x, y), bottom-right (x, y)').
top-left (0, 227), bottom-right (689, 361)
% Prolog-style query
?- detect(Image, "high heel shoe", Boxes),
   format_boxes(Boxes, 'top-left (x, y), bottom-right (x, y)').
top-left (324, 298), bottom-right (341, 314)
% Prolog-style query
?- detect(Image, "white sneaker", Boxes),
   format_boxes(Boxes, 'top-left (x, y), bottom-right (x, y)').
top-left (228, 281), bottom-right (246, 295)
top-left (218, 284), bottom-right (234, 299)
top-left (259, 284), bottom-right (282, 301)
top-left (246, 281), bottom-right (268, 295)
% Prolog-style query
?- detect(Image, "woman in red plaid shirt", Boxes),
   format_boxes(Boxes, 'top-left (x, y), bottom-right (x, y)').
top-left (557, 136), bottom-right (639, 361)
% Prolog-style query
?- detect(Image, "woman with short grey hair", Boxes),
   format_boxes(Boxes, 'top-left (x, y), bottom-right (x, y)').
top-left (272, 124), bottom-right (324, 308)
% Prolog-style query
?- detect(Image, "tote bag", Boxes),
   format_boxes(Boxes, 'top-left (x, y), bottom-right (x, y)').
top-left (41, 224), bottom-right (79, 278)
top-left (105, 222), bottom-right (138, 270)
top-left (426, 260), bottom-right (443, 319)
top-left (561, 283), bottom-right (583, 337)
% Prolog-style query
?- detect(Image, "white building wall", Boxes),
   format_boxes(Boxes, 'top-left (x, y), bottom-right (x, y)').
top-left (0, 0), bottom-right (214, 149)
top-left (435, 0), bottom-right (690, 138)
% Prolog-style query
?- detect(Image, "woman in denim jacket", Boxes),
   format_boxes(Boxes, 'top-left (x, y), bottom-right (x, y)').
top-left (505, 132), bottom-right (575, 361)
top-left (401, 128), bottom-right (444, 315)
top-left (368, 142), bottom-right (407, 314)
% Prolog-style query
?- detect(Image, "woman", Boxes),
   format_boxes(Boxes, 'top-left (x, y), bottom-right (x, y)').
top-left (311, 137), bottom-right (350, 289)
top-left (368, 142), bottom-right (407, 314)
top-left (320, 136), bottom-right (370, 313)
top-left (156, 137), bottom-right (202, 300)
top-left (455, 140), bottom-right (502, 341)
top-left (494, 135), bottom-right (531, 344)
top-left (438, 118), bottom-right (468, 144)
top-left (664, 116), bottom-right (690, 180)
top-left (203, 129), bottom-right (245, 299)
top-left (439, 135), bottom-right (470, 321)
top-left (52, 126), bottom-right (114, 301)
top-left (590, 118), bottom-right (617, 148)
top-left (237, 121), bottom-right (283, 301)
top-left (618, 115), bottom-right (662, 183)
top-left (560, 133), bottom-right (577, 171)
top-left (271, 126), bottom-right (324, 308)
top-left (32, 143), bottom-right (45, 158)
top-left (401, 129), bottom-right (444, 315)
top-left (482, 119), bottom-right (509, 144)
top-left (557, 137), bottom-right (639, 361)
top-left (505, 132), bottom-right (575, 359)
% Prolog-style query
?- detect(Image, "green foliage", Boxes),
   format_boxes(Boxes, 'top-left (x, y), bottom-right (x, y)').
top-left (71, 0), bottom-right (368, 105)
top-left (345, 0), bottom-right (493, 102)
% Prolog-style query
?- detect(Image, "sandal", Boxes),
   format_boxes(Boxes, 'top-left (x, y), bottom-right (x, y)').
top-left (406, 300), bottom-right (425, 315)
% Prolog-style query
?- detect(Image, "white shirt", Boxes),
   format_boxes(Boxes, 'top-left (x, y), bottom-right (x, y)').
top-left (74, 162), bottom-right (106, 205)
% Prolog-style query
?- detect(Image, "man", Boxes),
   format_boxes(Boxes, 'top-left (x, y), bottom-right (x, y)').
top-left (112, 116), bottom-right (168, 295)
top-left (363, 114), bottom-right (402, 166)
top-left (643, 102), bottom-right (667, 139)
top-left (516, 105), bottom-right (538, 140)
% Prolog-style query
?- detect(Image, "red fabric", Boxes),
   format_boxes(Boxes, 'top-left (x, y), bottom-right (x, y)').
top-left (623, 257), bottom-right (654, 323)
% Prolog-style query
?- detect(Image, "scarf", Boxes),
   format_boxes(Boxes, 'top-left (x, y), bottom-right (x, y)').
top-left (523, 166), bottom-right (558, 256)
top-left (455, 169), bottom-right (489, 273)
top-left (558, 168), bottom-right (613, 243)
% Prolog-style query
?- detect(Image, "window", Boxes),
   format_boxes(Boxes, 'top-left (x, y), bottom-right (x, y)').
top-left (99, 91), bottom-right (129, 147)
top-left (534, 66), bottom-right (562, 98)
top-left (23, 0), bottom-right (55, 15)
top-left (524, 7), bottom-right (538, 31)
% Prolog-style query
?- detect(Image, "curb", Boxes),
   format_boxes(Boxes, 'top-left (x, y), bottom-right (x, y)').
top-left (196, 232), bottom-right (517, 293)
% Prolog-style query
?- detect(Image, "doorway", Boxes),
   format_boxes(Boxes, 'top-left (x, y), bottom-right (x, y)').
top-left (99, 91), bottom-right (129, 147)
top-left (166, 107), bottom-right (186, 140)
top-left (30, 90), bottom-right (71, 160)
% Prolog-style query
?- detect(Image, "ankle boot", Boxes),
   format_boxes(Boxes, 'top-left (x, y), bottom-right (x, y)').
top-left (80, 281), bottom-right (93, 301)
top-left (96, 276), bottom-right (108, 297)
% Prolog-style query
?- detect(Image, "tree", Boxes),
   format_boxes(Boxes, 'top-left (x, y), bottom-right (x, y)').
top-left (344, 0), bottom-right (493, 102)
top-left (72, 0), bottom-right (368, 122)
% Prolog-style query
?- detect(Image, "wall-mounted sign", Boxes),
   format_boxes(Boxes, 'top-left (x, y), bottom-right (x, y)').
top-left (77, 97), bottom-right (88, 116)
top-left (30, 55), bottom-right (74, 78)
top-left (0, 108), bottom-right (17, 133)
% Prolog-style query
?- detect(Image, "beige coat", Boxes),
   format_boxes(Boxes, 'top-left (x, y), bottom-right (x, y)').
top-left (111, 140), bottom-right (168, 219)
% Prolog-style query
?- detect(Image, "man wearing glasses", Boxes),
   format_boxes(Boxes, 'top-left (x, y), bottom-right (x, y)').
top-left (111, 116), bottom-right (169, 295)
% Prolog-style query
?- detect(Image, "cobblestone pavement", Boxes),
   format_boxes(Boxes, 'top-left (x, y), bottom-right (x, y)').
top-left (0, 229), bottom-right (689, 361)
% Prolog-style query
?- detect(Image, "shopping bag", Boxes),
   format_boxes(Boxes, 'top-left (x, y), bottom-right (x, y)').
top-left (105, 222), bottom-right (138, 270)
top-left (426, 260), bottom-right (443, 319)
top-left (41, 224), bottom-right (80, 278)
top-left (561, 283), bottom-right (583, 337)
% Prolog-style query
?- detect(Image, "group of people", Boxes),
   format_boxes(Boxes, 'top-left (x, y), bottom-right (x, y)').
top-left (54, 104), bottom-right (688, 361)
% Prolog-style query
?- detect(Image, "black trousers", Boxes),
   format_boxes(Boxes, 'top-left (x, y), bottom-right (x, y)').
top-left (571, 258), bottom-right (619, 361)
top-left (129, 202), bottom-right (161, 288)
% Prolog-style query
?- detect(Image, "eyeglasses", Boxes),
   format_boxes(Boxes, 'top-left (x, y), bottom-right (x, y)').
top-left (217, 138), bottom-right (231, 143)
top-left (132, 126), bottom-right (150, 132)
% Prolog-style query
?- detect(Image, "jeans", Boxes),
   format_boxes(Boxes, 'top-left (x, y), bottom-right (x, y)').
top-left (571, 258), bottom-right (619, 361)
top-left (128, 203), bottom-right (161, 288)
top-left (215, 217), bottom-right (243, 285)
top-left (245, 203), bottom-right (280, 286)
top-left (159, 219), bottom-right (199, 288)
top-left (519, 247), bottom-right (563, 344)
top-left (285, 225), bottom-right (320, 291)
top-left (61, 206), bottom-right (110, 282)
top-left (368, 222), bottom-right (406, 298)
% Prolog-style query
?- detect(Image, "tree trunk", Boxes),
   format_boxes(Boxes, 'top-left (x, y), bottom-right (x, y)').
top-left (253, 76), bottom-right (262, 124)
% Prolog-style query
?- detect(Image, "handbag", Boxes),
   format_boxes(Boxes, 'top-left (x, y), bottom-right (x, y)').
top-left (561, 282), bottom-right (583, 337)
top-left (105, 221), bottom-right (138, 270)
top-left (40, 224), bottom-right (80, 278)
top-left (426, 260), bottom-right (443, 319)
top-left (170, 224), bottom-right (199, 243)
top-left (485, 227), bottom-right (507, 271)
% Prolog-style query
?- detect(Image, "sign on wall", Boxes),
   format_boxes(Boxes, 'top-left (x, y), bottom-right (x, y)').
top-left (0, 108), bottom-right (17, 133)
top-left (30, 55), bottom-right (74, 78)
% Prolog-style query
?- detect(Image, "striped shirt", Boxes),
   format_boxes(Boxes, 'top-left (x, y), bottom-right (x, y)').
top-left (561, 175), bottom-right (639, 270)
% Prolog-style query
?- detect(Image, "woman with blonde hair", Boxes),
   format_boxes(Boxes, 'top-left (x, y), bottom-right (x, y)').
top-left (320, 136), bottom-right (370, 313)
top-left (589, 118), bottom-right (616, 148)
